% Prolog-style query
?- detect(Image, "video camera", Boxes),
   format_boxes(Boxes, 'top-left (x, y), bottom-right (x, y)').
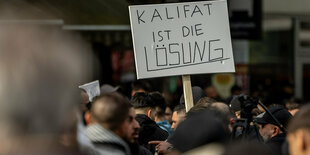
top-left (231, 95), bottom-right (287, 141)
top-left (231, 95), bottom-right (262, 141)
top-left (239, 95), bottom-right (260, 122)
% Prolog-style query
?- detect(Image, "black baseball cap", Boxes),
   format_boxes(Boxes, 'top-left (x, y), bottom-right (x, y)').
top-left (255, 107), bottom-right (292, 128)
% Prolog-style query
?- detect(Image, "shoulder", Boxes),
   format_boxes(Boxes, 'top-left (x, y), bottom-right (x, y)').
top-left (139, 146), bottom-right (153, 155)
top-left (94, 143), bottom-right (128, 155)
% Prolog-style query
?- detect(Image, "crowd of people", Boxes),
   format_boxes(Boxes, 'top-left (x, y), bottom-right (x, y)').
top-left (0, 24), bottom-right (309, 155)
top-left (77, 80), bottom-right (309, 155)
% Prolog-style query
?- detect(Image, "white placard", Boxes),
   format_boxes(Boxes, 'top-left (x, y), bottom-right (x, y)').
top-left (129, 0), bottom-right (235, 79)
top-left (78, 80), bottom-right (100, 102)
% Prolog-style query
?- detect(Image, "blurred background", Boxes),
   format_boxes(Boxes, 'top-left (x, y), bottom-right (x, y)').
top-left (2, 0), bottom-right (310, 106)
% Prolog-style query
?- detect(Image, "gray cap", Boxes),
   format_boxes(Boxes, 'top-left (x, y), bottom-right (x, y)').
top-left (179, 86), bottom-right (206, 105)
top-left (100, 84), bottom-right (119, 95)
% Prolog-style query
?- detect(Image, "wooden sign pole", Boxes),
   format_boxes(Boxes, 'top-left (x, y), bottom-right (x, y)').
top-left (182, 75), bottom-right (194, 112)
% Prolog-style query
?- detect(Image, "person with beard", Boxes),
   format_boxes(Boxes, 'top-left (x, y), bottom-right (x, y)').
top-left (148, 104), bottom-right (186, 154)
top-left (130, 92), bottom-right (169, 154)
top-left (167, 109), bottom-right (230, 154)
top-left (86, 92), bottom-right (133, 155)
top-left (256, 107), bottom-right (292, 155)
top-left (126, 106), bottom-right (152, 155)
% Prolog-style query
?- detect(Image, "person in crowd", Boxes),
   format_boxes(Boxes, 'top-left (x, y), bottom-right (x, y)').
top-left (167, 110), bottom-right (230, 154)
top-left (204, 85), bottom-right (223, 101)
top-left (0, 24), bottom-right (93, 154)
top-left (279, 82), bottom-right (294, 103)
top-left (210, 102), bottom-right (235, 132)
top-left (79, 89), bottom-right (92, 127)
top-left (151, 101), bottom-right (233, 154)
top-left (86, 93), bottom-right (133, 155)
top-left (228, 95), bottom-right (243, 118)
top-left (149, 92), bottom-right (174, 135)
top-left (171, 104), bottom-right (187, 131)
top-left (191, 97), bottom-right (217, 111)
top-left (126, 106), bottom-right (153, 155)
top-left (149, 104), bottom-right (186, 154)
top-left (165, 106), bottom-right (173, 124)
top-left (228, 94), bottom-right (263, 120)
top-left (77, 89), bottom-right (94, 153)
top-left (131, 80), bottom-right (152, 97)
top-left (187, 101), bottom-right (235, 133)
top-left (223, 141), bottom-right (273, 155)
top-left (130, 92), bottom-right (169, 153)
top-left (231, 85), bottom-right (243, 96)
top-left (179, 86), bottom-right (206, 105)
top-left (100, 84), bottom-right (119, 95)
top-left (285, 98), bottom-right (303, 116)
top-left (79, 83), bottom-right (120, 151)
top-left (225, 85), bottom-right (243, 107)
top-left (256, 107), bottom-right (292, 155)
top-left (287, 104), bottom-right (310, 155)
top-left (81, 89), bottom-right (91, 108)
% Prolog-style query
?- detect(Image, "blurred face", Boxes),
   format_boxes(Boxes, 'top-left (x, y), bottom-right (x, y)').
top-left (287, 129), bottom-right (310, 155)
top-left (80, 91), bottom-right (89, 111)
top-left (171, 111), bottom-right (185, 131)
top-left (165, 107), bottom-right (172, 124)
top-left (119, 108), bottom-right (140, 143)
top-left (234, 111), bottom-right (241, 119)
top-left (205, 86), bottom-right (218, 98)
top-left (81, 91), bottom-right (89, 104)
top-left (259, 124), bottom-right (277, 142)
top-left (288, 132), bottom-right (301, 155)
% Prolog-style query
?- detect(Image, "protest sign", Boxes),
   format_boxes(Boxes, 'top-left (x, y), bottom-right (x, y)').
top-left (129, 0), bottom-right (235, 79)
top-left (78, 80), bottom-right (100, 102)
top-left (129, 0), bottom-right (235, 111)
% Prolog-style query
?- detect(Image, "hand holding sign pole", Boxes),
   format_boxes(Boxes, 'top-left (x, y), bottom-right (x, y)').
top-left (129, 0), bottom-right (235, 111)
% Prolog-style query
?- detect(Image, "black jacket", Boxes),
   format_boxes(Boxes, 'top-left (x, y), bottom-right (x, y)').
top-left (136, 114), bottom-right (169, 153)
top-left (266, 133), bottom-right (286, 155)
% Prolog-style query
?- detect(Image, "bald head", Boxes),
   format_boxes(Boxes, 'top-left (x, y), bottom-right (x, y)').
top-left (91, 93), bottom-right (131, 131)
top-left (210, 102), bottom-right (231, 115)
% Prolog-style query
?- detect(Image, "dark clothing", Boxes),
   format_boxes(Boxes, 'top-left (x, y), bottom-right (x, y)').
top-left (138, 146), bottom-right (153, 155)
top-left (127, 141), bottom-right (152, 155)
top-left (136, 114), bottom-right (169, 153)
top-left (281, 140), bottom-right (289, 155)
top-left (266, 133), bottom-right (286, 155)
top-left (168, 110), bottom-right (230, 153)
